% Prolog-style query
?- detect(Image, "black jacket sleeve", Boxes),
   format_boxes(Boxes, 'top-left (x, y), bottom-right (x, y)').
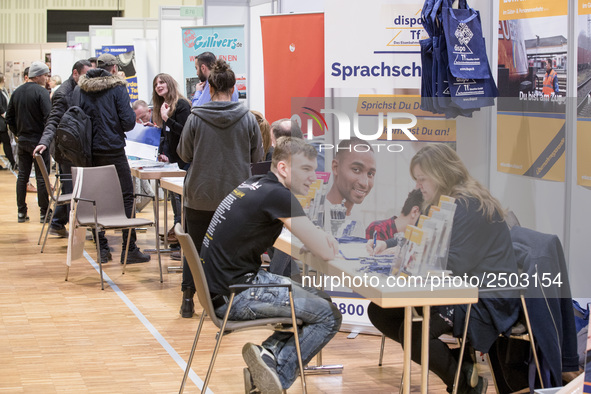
top-left (163, 99), bottom-right (191, 137)
top-left (116, 86), bottom-right (136, 133)
top-left (39, 88), bottom-right (69, 147)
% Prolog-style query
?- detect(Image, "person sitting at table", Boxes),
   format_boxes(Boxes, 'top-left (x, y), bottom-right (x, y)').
top-left (177, 59), bottom-right (263, 318)
top-left (201, 137), bottom-right (341, 393)
top-left (367, 143), bottom-right (519, 394)
top-left (365, 188), bottom-right (423, 241)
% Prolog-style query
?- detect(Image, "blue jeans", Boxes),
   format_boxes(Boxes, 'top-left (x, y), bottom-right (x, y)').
top-left (215, 270), bottom-right (342, 389)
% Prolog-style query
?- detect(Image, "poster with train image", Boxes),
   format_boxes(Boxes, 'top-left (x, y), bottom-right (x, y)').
top-left (496, 0), bottom-right (567, 182)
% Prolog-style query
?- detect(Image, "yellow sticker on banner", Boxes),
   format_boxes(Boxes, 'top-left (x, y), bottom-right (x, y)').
top-left (499, 0), bottom-right (567, 21)
top-left (577, 120), bottom-right (591, 186)
top-left (579, 0), bottom-right (591, 15)
top-left (497, 114), bottom-right (565, 182)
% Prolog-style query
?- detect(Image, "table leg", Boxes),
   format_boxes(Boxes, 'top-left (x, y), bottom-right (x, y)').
top-left (421, 306), bottom-right (430, 394)
top-left (168, 192), bottom-right (183, 272)
top-left (403, 305), bottom-right (412, 394)
top-left (163, 185), bottom-right (169, 250)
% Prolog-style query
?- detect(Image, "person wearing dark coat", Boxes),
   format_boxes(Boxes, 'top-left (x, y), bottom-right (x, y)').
top-left (151, 73), bottom-right (191, 245)
top-left (368, 143), bottom-right (520, 394)
top-left (77, 53), bottom-right (150, 264)
top-left (6, 61), bottom-right (52, 223)
top-left (34, 59), bottom-right (92, 237)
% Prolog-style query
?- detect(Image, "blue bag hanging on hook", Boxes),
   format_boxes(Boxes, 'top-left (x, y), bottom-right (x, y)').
top-left (442, 5), bottom-right (490, 79)
top-left (420, 37), bottom-right (436, 113)
top-left (446, 38), bottom-right (498, 110)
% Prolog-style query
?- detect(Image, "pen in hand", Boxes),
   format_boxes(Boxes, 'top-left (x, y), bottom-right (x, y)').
top-left (371, 230), bottom-right (377, 256)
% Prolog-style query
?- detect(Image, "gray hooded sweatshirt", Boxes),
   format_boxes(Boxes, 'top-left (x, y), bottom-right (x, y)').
top-left (177, 101), bottom-right (263, 211)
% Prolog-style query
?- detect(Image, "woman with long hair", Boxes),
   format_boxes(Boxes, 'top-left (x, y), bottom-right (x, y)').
top-left (250, 110), bottom-right (272, 161)
top-left (177, 59), bottom-right (262, 318)
top-left (152, 73), bottom-right (191, 243)
top-left (369, 143), bottom-right (519, 394)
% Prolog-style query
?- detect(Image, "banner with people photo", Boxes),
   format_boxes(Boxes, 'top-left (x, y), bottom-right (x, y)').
top-left (496, 0), bottom-right (567, 181)
top-left (101, 45), bottom-right (138, 103)
top-left (181, 25), bottom-right (246, 101)
top-left (577, 0), bottom-right (591, 186)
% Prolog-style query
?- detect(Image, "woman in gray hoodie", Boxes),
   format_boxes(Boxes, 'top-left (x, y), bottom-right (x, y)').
top-left (177, 59), bottom-right (263, 317)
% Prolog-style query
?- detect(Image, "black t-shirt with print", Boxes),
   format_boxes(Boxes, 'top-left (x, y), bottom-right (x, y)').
top-left (202, 171), bottom-right (306, 296)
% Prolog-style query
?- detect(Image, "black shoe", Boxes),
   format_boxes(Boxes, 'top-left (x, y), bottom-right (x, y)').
top-left (121, 248), bottom-right (151, 264)
top-left (179, 289), bottom-right (195, 318)
top-left (49, 227), bottom-right (69, 238)
top-left (99, 248), bottom-right (112, 263)
top-left (461, 361), bottom-right (479, 388)
top-left (242, 343), bottom-right (282, 394)
top-left (18, 212), bottom-right (29, 223)
top-left (467, 377), bottom-right (488, 394)
top-left (0, 165), bottom-right (7, 171)
top-left (40, 209), bottom-right (53, 224)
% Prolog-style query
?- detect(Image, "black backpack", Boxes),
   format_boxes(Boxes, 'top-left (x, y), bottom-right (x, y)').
top-left (54, 88), bottom-right (93, 167)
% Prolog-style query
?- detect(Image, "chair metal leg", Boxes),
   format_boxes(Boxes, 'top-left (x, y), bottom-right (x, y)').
top-left (202, 293), bottom-right (236, 392)
top-left (38, 203), bottom-right (50, 245)
top-left (179, 311), bottom-right (207, 394)
top-left (452, 303), bottom-right (472, 394)
top-left (378, 334), bottom-right (386, 366)
top-left (485, 353), bottom-right (501, 394)
top-left (40, 203), bottom-right (59, 253)
top-left (95, 227), bottom-right (104, 290)
top-left (288, 288), bottom-right (307, 393)
top-left (122, 228), bottom-right (133, 274)
top-left (521, 296), bottom-right (543, 388)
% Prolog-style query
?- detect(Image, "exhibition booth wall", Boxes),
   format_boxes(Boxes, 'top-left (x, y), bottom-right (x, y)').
top-left (0, 0), bottom-right (588, 301)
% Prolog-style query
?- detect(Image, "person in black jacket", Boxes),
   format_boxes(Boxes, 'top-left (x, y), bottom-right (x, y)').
top-left (78, 53), bottom-right (150, 264)
top-left (151, 73), bottom-right (191, 245)
top-left (0, 73), bottom-right (16, 171)
top-left (369, 143), bottom-right (520, 394)
top-left (6, 61), bottom-right (51, 223)
top-left (34, 59), bottom-right (92, 237)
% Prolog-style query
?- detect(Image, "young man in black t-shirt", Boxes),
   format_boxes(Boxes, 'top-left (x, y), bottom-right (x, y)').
top-left (201, 137), bottom-right (342, 393)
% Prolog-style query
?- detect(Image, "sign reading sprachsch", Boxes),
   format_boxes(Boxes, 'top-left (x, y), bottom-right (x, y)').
top-left (325, 1), bottom-right (429, 89)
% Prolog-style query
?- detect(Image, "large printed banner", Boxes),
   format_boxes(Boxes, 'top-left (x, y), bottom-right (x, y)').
top-left (261, 13), bottom-right (324, 126)
top-left (499, 0), bottom-right (567, 20)
top-left (578, 1), bottom-right (591, 186)
top-left (497, 114), bottom-right (565, 181)
top-left (497, 0), bottom-right (567, 181)
top-left (325, 0), bottom-right (426, 90)
top-left (101, 45), bottom-right (138, 103)
top-left (181, 25), bottom-right (246, 100)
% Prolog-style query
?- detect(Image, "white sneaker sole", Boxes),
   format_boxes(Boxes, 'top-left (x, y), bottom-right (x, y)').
top-left (242, 343), bottom-right (282, 394)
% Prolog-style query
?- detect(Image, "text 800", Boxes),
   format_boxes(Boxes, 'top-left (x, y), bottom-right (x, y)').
top-left (333, 302), bottom-right (365, 316)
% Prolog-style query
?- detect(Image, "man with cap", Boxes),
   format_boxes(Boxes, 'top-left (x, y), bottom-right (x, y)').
top-left (76, 53), bottom-right (151, 264)
top-left (6, 61), bottom-right (51, 223)
top-left (33, 59), bottom-right (92, 238)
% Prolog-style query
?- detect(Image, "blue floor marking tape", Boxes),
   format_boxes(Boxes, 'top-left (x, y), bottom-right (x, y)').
top-left (83, 250), bottom-right (213, 393)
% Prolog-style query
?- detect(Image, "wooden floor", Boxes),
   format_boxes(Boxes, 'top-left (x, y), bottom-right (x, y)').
top-left (0, 165), bottom-right (494, 393)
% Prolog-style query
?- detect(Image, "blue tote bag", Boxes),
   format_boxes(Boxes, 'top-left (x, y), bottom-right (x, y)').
top-left (442, 6), bottom-right (490, 79)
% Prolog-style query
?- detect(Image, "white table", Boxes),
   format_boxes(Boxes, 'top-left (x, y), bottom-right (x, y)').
top-left (130, 166), bottom-right (185, 256)
top-left (274, 233), bottom-right (478, 394)
top-left (160, 177), bottom-right (185, 271)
